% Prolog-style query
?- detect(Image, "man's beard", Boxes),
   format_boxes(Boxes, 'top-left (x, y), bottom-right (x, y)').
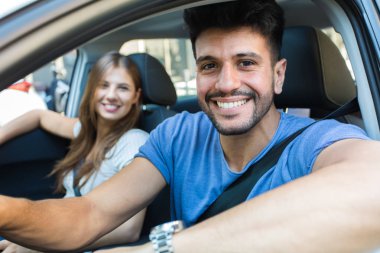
top-left (198, 88), bottom-right (274, 136)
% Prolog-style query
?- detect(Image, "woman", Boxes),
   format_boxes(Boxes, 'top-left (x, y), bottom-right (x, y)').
top-left (0, 51), bottom-right (148, 252)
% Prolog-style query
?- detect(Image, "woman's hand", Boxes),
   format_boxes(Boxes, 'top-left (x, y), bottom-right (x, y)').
top-left (0, 127), bottom-right (6, 146)
top-left (94, 243), bottom-right (152, 253)
top-left (0, 240), bottom-right (39, 253)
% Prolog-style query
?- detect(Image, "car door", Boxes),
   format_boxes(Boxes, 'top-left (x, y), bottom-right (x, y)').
top-left (0, 48), bottom-right (75, 200)
top-left (0, 129), bottom-right (68, 200)
top-left (0, 2), bottom-right (77, 199)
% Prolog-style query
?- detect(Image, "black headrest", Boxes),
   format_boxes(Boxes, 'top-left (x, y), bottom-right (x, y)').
top-left (128, 53), bottom-right (177, 106)
top-left (275, 26), bottom-right (356, 111)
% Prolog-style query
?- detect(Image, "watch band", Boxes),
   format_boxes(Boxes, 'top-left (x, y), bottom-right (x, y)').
top-left (149, 220), bottom-right (185, 253)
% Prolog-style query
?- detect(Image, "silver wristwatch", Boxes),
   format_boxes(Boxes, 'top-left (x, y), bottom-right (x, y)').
top-left (149, 220), bottom-right (185, 253)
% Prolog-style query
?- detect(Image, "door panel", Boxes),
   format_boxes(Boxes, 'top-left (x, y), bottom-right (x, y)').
top-left (0, 129), bottom-right (69, 199)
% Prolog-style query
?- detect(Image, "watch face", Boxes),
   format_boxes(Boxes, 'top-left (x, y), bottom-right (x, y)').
top-left (151, 220), bottom-right (185, 234)
top-left (163, 220), bottom-right (185, 233)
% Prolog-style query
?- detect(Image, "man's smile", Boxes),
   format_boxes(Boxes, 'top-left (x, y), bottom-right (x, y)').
top-left (216, 99), bottom-right (247, 109)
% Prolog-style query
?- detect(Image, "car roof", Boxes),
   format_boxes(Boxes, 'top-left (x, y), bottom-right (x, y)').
top-left (0, 0), bottom-right (333, 88)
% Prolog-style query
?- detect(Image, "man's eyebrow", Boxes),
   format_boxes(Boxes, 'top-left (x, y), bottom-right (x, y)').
top-left (196, 55), bottom-right (215, 65)
top-left (196, 52), bottom-right (263, 64)
top-left (236, 52), bottom-right (263, 61)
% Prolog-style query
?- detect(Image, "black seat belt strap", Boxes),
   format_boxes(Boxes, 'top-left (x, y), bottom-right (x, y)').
top-left (197, 98), bottom-right (359, 223)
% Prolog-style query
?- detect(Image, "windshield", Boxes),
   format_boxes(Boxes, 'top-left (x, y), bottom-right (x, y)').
top-left (0, 0), bottom-right (37, 19)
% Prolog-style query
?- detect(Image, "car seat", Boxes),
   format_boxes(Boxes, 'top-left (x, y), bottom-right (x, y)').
top-left (127, 52), bottom-right (177, 242)
top-left (128, 52), bottom-right (178, 133)
top-left (275, 26), bottom-right (358, 121)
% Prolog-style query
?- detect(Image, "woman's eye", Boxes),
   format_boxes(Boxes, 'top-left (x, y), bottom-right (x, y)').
top-left (100, 83), bottom-right (109, 89)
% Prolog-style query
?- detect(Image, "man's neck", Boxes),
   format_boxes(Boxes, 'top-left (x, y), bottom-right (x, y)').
top-left (220, 108), bottom-right (281, 172)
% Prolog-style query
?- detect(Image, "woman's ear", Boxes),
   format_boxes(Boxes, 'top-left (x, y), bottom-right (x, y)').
top-left (134, 88), bottom-right (142, 104)
top-left (273, 58), bottom-right (287, 95)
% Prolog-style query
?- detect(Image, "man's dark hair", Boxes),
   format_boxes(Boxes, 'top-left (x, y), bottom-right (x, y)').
top-left (183, 0), bottom-right (284, 62)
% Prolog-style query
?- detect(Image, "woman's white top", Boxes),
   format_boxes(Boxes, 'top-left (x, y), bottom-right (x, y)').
top-left (63, 122), bottom-right (149, 197)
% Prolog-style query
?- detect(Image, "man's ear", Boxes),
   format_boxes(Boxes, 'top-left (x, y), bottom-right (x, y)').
top-left (274, 58), bottom-right (287, 95)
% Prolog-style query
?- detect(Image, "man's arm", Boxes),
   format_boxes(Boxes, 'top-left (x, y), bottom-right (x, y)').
top-left (0, 157), bottom-right (166, 252)
top-left (120, 139), bottom-right (380, 253)
top-left (172, 139), bottom-right (380, 252)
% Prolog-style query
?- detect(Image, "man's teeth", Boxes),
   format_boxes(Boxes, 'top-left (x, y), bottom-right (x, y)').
top-left (217, 100), bottom-right (247, 109)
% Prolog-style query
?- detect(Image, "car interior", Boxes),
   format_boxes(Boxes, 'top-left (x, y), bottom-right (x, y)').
top-left (0, 0), bottom-right (379, 248)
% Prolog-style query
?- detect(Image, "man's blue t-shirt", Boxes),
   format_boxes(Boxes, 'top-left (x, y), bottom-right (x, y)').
top-left (136, 111), bottom-right (369, 226)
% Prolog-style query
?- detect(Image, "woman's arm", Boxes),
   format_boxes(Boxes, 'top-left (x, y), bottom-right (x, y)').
top-left (86, 131), bottom-right (150, 249)
top-left (0, 109), bottom-right (78, 144)
top-left (85, 208), bottom-right (146, 250)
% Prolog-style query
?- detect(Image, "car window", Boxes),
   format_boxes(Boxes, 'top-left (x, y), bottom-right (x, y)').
top-left (120, 39), bottom-right (196, 99)
top-left (322, 27), bottom-right (354, 80)
top-left (26, 50), bottom-right (77, 113)
top-left (0, 0), bottom-right (37, 19)
top-left (0, 50), bottom-right (77, 126)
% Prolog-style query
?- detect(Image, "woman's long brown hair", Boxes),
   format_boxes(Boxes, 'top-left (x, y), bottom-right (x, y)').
top-left (50, 51), bottom-right (142, 193)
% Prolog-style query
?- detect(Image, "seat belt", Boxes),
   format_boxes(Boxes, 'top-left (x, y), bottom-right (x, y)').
top-left (197, 98), bottom-right (359, 223)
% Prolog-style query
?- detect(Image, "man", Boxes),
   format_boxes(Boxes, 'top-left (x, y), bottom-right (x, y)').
top-left (1, 0), bottom-right (380, 252)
